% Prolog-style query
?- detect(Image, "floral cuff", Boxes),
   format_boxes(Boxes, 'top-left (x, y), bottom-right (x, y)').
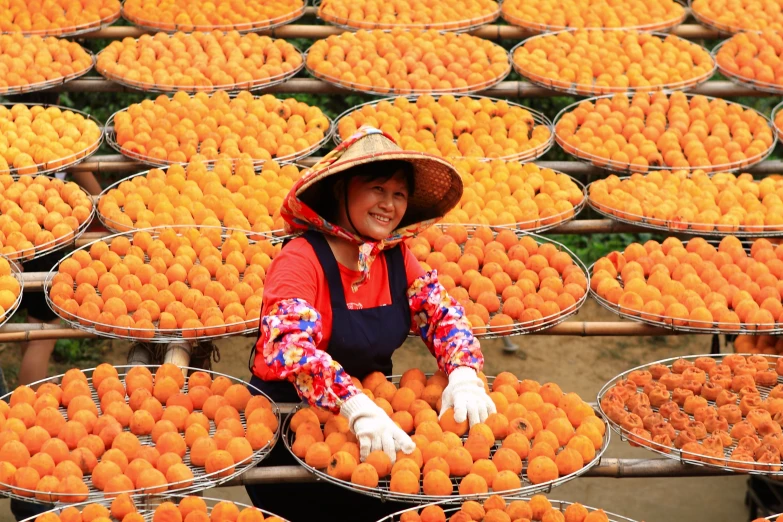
top-left (260, 298), bottom-right (361, 412)
top-left (407, 271), bottom-right (484, 375)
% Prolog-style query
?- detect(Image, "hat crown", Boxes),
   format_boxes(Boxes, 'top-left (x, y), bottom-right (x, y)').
top-left (329, 132), bottom-right (403, 165)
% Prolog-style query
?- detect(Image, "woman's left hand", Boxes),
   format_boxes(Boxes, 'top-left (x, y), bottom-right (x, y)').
top-left (439, 367), bottom-right (497, 426)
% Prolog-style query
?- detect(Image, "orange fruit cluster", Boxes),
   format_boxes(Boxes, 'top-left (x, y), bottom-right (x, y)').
top-left (406, 225), bottom-right (587, 335)
top-left (0, 256), bottom-right (20, 319)
top-left (317, 0), bottom-right (499, 30)
top-left (691, 0), bottom-right (783, 33)
top-left (716, 31), bottom-right (783, 88)
top-left (399, 496), bottom-right (613, 522)
top-left (444, 160), bottom-right (584, 228)
top-left (591, 236), bottom-right (783, 330)
top-left (589, 171), bottom-right (783, 233)
top-left (513, 30), bottom-right (714, 95)
top-left (121, 0), bottom-right (304, 31)
top-left (98, 158), bottom-right (302, 235)
top-left (734, 334), bottom-right (783, 355)
top-left (602, 354), bottom-right (783, 470)
top-left (97, 32), bottom-right (302, 93)
top-left (33, 496), bottom-right (283, 522)
top-left (113, 91), bottom-right (330, 164)
top-left (307, 30), bottom-right (509, 94)
top-left (292, 369), bottom-right (604, 495)
top-left (501, 0), bottom-right (685, 31)
top-left (0, 35), bottom-right (93, 94)
top-left (556, 91), bottom-right (775, 173)
top-left (0, 363), bottom-right (277, 502)
top-left (0, 0), bottom-right (120, 35)
top-left (337, 95), bottom-right (551, 160)
top-left (0, 175), bottom-right (93, 260)
top-left (0, 104), bottom-right (102, 175)
top-left (48, 227), bottom-right (278, 339)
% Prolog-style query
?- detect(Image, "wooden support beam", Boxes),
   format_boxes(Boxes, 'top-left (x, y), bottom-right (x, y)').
top-left (52, 78), bottom-right (766, 99)
top-left (221, 458), bottom-right (733, 487)
top-left (0, 321), bottom-right (682, 340)
top-left (68, 155), bottom-right (783, 180)
top-left (76, 22), bottom-right (722, 41)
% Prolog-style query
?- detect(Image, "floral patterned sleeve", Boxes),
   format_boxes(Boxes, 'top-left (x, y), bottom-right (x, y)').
top-left (407, 270), bottom-right (484, 375)
top-left (259, 297), bottom-right (361, 412)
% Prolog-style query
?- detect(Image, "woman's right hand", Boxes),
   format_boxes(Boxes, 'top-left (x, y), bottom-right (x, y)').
top-left (340, 394), bottom-right (415, 463)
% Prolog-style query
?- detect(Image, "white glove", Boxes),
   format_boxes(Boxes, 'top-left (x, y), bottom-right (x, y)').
top-left (439, 367), bottom-right (497, 426)
top-left (340, 393), bottom-right (415, 463)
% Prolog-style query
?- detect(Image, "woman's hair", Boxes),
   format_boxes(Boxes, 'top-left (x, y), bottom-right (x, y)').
top-left (314, 160), bottom-right (415, 221)
top-left (343, 160), bottom-right (415, 195)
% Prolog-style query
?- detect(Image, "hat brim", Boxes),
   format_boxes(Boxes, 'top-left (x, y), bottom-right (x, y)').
top-left (298, 150), bottom-right (463, 228)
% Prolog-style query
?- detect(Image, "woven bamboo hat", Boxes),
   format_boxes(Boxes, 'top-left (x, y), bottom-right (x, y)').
top-left (294, 128), bottom-right (463, 228)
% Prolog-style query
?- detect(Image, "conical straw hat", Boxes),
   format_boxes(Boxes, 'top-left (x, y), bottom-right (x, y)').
top-left (294, 130), bottom-right (463, 227)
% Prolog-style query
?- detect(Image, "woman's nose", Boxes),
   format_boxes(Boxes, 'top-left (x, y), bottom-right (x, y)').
top-left (378, 195), bottom-right (394, 209)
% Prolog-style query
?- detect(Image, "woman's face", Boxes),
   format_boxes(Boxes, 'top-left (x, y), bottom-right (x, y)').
top-left (339, 171), bottom-right (410, 240)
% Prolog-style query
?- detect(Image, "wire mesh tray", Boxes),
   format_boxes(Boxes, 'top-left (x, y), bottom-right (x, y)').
top-left (0, 365), bottom-right (280, 504)
top-left (283, 401), bottom-right (610, 503)
top-left (0, 7), bottom-right (121, 38)
top-left (334, 95), bottom-right (553, 164)
top-left (713, 38), bottom-right (783, 96)
top-left (95, 162), bottom-right (298, 237)
top-left (511, 30), bottom-right (716, 97)
top-left (0, 175), bottom-right (96, 262)
top-left (554, 93), bottom-right (777, 175)
top-left (120, 1), bottom-right (306, 34)
top-left (20, 495), bottom-right (290, 522)
top-left (406, 225), bottom-right (590, 337)
top-left (104, 104), bottom-right (332, 170)
top-left (315, 0), bottom-right (501, 32)
top-left (598, 353), bottom-right (783, 475)
top-left (441, 171), bottom-right (587, 236)
top-left (304, 46), bottom-right (510, 97)
top-left (0, 46), bottom-right (95, 97)
top-left (586, 177), bottom-right (783, 238)
top-left (0, 104), bottom-right (103, 177)
top-left (96, 44), bottom-right (304, 95)
top-left (588, 237), bottom-right (783, 335)
top-left (500, 0), bottom-right (686, 33)
top-left (44, 226), bottom-right (279, 343)
top-left (379, 497), bottom-right (640, 522)
top-left (688, 0), bottom-right (777, 35)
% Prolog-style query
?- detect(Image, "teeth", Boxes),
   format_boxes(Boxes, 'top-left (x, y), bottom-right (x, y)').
top-left (371, 214), bottom-right (390, 223)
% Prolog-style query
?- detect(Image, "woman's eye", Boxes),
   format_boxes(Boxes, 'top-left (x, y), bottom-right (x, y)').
top-left (395, 192), bottom-right (407, 198)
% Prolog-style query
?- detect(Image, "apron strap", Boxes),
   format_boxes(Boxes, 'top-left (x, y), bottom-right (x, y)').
top-left (302, 231), bottom-right (349, 310)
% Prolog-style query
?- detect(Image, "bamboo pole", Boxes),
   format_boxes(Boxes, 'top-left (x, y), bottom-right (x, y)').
top-left (221, 458), bottom-right (732, 487)
top-left (52, 78), bottom-right (765, 98)
top-left (0, 321), bottom-right (682, 340)
top-left (76, 22), bottom-right (722, 41)
top-left (68, 155), bottom-right (783, 179)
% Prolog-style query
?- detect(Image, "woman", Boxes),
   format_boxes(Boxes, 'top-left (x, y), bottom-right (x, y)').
top-left (247, 127), bottom-right (496, 521)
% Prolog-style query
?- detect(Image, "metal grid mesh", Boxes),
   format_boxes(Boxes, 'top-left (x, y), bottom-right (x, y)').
top-left (281, 374), bottom-right (611, 504)
top-left (43, 226), bottom-right (282, 343)
top-left (333, 95), bottom-right (554, 165)
top-left (598, 353), bottom-right (783, 475)
top-left (1, 365), bottom-right (280, 505)
top-left (554, 93), bottom-right (777, 175)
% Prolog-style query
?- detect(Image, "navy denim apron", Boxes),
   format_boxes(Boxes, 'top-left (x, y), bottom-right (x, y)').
top-left (246, 231), bottom-right (414, 521)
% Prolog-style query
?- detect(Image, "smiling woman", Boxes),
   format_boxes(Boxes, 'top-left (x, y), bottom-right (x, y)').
top-left (244, 126), bottom-right (497, 522)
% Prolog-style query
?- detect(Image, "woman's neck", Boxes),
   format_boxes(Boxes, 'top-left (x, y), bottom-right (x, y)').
top-left (325, 234), bottom-right (360, 270)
